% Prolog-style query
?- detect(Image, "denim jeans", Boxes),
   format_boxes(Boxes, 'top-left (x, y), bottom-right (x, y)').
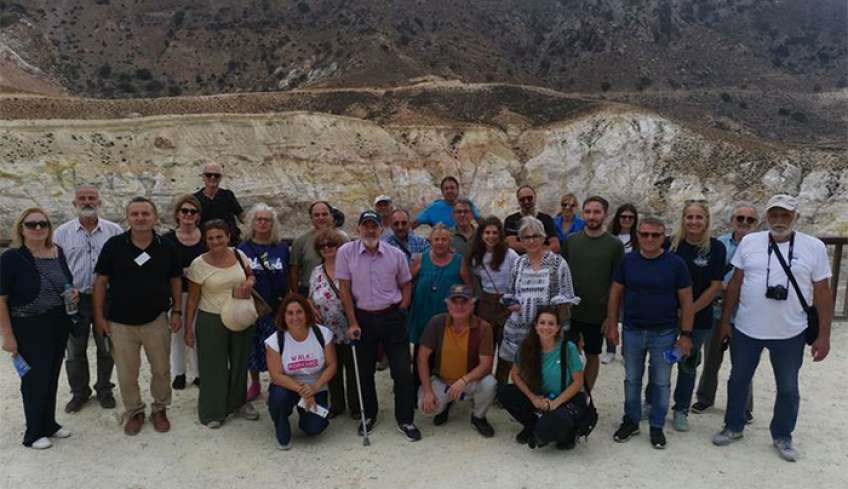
top-left (268, 385), bottom-right (330, 445)
top-left (672, 328), bottom-right (712, 414)
top-left (724, 328), bottom-right (804, 441)
top-left (623, 326), bottom-right (677, 429)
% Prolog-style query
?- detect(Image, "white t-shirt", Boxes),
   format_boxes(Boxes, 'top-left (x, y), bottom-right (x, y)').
top-left (264, 324), bottom-right (332, 388)
top-left (473, 248), bottom-right (519, 294)
top-left (733, 231), bottom-right (831, 340)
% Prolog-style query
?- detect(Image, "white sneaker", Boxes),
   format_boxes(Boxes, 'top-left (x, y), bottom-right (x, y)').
top-left (31, 437), bottom-right (52, 450)
top-left (239, 402), bottom-right (259, 421)
top-left (600, 352), bottom-right (615, 364)
top-left (51, 428), bottom-right (72, 439)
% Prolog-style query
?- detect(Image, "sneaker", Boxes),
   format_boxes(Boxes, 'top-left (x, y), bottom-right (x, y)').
top-left (397, 423), bottom-right (422, 442)
top-left (470, 416), bottom-right (495, 438)
top-left (124, 412), bottom-right (145, 436)
top-left (745, 411), bottom-right (754, 425)
top-left (357, 417), bottom-right (377, 436)
top-left (172, 374), bottom-right (186, 390)
top-left (600, 352), bottom-right (615, 364)
top-left (527, 432), bottom-right (548, 449)
top-left (712, 428), bottom-right (743, 446)
top-left (276, 439), bottom-right (292, 450)
top-left (97, 393), bottom-right (116, 409)
top-left (434, 402), bottom-right (453, 426)
top-left (30, 437), bottom-right (52, 450)
top-left (50, 428), bottom-right (72, 439)
top-left (672, 411), bottom-right (689, 432)
top-left (239, 402), bottom-right (260, 421)
top-left (246, 381), bottom-right (260, 402)
top-left (642, 404), bottom-right (651, 421)
top-left (650, 428), bottom-right (667, 449)
top-left (206, 420), bottom-right (223, 429)
top-left (192, 377), bottom-right (200, 387)
top-left (556, 439), bottom-right (576, 450)
top-left (64, 396), bottom-right (89, 414)
top-left (613, 421), bottom-right (640, 442)
top-left (516, 428), bottom-right (533, 445)
top-left (773, 439), bottom-right (799, 462)
top-left (690, 401), bottom-right (711, 414)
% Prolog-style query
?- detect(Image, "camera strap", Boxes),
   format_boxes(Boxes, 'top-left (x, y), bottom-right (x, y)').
top-left (769, 234), bottom-right (810, 312)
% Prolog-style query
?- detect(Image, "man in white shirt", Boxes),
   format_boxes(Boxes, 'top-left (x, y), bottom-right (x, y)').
top-left (712, 194), bottom-right (833, 462)
top-left (53, 184), bottom-right (123, 413)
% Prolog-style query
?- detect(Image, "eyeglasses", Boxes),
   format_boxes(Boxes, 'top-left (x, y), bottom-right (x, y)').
top-left (179, 208), bottom-right (199, 215)
top-left (518, 196), bottom-right (535, 203)
top-left (734, 215), bottom-right (757, 225)
top-left (454, 209), bottom-right (470, 214)
top-left (520, 234), bottom-right (544, 241)
top-left (254, 217), bottom-right (272, 223)
top-left (561, 202), bottom-right (575, 208)
top-left (619, 214), bottom-right (635, 220)
top-left (23, 220), bottom-right (50, 230)
top-left (637, 231), bottom-right (663, 239)
top-left (203, 173), bottom-right (222, 179)
top-left (392, 221), bottom-right (409, 226)
top-left (317, 242), bottom-right (338, 249)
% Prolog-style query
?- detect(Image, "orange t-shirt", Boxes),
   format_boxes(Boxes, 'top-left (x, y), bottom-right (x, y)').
top-left (439, 326), bottom-right (469, 383)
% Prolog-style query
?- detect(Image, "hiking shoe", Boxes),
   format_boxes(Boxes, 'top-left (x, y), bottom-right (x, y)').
top-left (151, 410), bottom-right (171, 433)
top-left (206, 420), bottom-right (223, 429)
top-left (239, 402), bottom-right (259, 421)
top-left (172, 374), bottom-right (186, 390)
top-left (124, 412), bottom-right (145, 436)
top-left (614, 421), bottom-right (640, 442)
top-left (97, 393), bottom-right (116, 409)
top-left (650, 428), bottom-right (667, 449)
top-left (434, 402), bottom-right (453, 426)
top-left (672, 411), bottom-right (689, 432)
top-left (773, 439), bottom-right (799, 462)
top-left (50, 428), bottom-right (72, 439)
top-left (357, 417), bottom-right (377, 436)
top-left (600, 352), bottom-right (615, 364)
top-left (556, 438), bottom-right (576, 450)
top-left (64, 396), bottom-right (89, 414)
top-left (642, 404), bottom-right (651, 421)
top-left (745, 411), bottom-right (754, 425)
top-left (516, 428), bottom-right (533, 445)
top-left (690, 401), bottom-right (711, 414)
top-left (192, 377), bottom-right (200, 387)
top-left (31, 437), bottom-right (52, 450)
top-left (397, 423), bottom-right (422, 442)
top-left (527, 432), bottom-right (548, 449)
top-left (712, 428), bottom-right (743, 446)
top-left (276, 439), bottom-right (292, 450)
top-left (470, 416), bottom-right (495, 438)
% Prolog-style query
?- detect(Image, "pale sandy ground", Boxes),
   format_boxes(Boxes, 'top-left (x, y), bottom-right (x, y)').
top-left (2, 323), bottom-right (845, 489)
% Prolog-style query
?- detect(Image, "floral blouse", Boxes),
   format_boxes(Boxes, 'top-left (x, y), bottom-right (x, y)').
top-left (308, 264), bottom-right (349, 344)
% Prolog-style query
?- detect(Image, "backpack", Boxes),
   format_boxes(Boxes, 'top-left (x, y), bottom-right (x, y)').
top-left (276, 325), bottom-right (326, 358)
top-left (561, 341), bottom-right (599, 441)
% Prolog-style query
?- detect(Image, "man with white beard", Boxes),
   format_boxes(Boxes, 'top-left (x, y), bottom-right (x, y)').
top-left (54, 184), bottom-right (123, 413)
top-left (712, 194), bottom-right (833, 462)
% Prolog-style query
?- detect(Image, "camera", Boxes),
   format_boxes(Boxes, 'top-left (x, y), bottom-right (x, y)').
top-left (765, 284), bottom-right (788, 301)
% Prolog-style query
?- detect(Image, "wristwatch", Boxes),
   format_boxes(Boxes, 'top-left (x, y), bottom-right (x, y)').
top-left (679, 330), bottom-right (693, 338)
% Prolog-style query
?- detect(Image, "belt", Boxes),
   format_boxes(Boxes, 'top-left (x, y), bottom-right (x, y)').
top-left (356, 303), bottom-right (399, 316)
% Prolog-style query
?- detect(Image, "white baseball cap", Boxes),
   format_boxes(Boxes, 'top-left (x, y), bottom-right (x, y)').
top-left (373, 195), bottom-right (392, 206)
top-left (765, 194), bottom-right (799, 212)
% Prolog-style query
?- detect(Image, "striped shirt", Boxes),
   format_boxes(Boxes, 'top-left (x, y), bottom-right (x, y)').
top-left (53, 217), bottom-right (123, 293)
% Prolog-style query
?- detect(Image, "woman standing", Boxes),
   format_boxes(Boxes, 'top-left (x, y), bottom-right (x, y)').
top-left (666, 200), bottom-right (725, 432)
top-left (163, 194), bottom-right (206, 389)
top-left (1, 208), bottom-right (77, 449)
top-left (553, 193), bottom-right (586, 244)
top-left (265, 294), bottom-right (337, 450)
top-left (497, 307), bottom-right (586, 450)
top-left (185, 220), bottom-right (258, 428)
top-left (238, 204), bottom-right (289, 402)
top-left (603, 203), bottom-right (639, 364)
top-left (499, 217), bottom-right (579, 373)
top-left (309, 228), bottom-right (359, 419)
top-left (463, 216), bottom-right (519, 384)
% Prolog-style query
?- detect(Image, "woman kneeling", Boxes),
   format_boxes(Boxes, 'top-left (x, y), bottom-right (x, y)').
top-left (497, 307), bottom-right (586, 450)
top-left (265, 294), bottom-right (337, 449)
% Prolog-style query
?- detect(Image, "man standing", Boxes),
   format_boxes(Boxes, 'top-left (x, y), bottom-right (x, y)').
top-left (193, 163), bottom-right (244, 245)
top-left (712, 195), bottom-right (832, 462)
top-left (417, 285), bottom-right (497, 438)
top-left (54, 184), bottom-right (123, 413)
top-left (374, 195), bottom-right (394, 237)
top-left (337, 211), bottom-right (421, 441)
top-left (562, 196), bottom-right (624, 391)
top-left (449, 199), bottom-right (476, 255)
top-left (692, 203), bottom-right (759, 418)
top-left (504, 185), bottom-right (560, 254)
top-left (290, 201), bottom-right (349, 294)
top-left (94, 197), bottom-right (182, 436)
top-left (413, 176), bottom-right (481, 229)
top-left (383, 209), bottom-right (430, 263)
top-left (606, 216), bottom-right (694, 449)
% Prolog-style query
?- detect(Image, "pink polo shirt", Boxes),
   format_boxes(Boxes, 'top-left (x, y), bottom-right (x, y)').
top-left (335, 240), bottom-right (412, 311)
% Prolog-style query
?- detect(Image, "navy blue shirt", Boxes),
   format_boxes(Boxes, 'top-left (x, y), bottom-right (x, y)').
top-left (669, 238), bottom-right (726, 330)
top-left (238, 240), bottom-right (290, 309)
top-left (613, 250), bottom-right (692, 330)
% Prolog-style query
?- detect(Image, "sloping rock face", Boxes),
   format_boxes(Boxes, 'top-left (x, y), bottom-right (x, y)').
top-left (1, 106), bottom-right (845, 240)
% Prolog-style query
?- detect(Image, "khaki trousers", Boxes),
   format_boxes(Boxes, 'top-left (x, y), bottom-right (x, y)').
top-left (110, 313), bottom-right (172, 418)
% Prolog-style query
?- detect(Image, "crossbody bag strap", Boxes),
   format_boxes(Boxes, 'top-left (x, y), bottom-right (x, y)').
top-left (771, 241), bottom-right (811, 312)
top-left (323, 264), bottom-right (341, 299)
top-left (481, 262), bottom-right (501, 296)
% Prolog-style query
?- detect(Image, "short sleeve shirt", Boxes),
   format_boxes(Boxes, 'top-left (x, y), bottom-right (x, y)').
top-left (669, 238), bottom-right (726, 329)
top-left (541, 340), bottom-right (584, 397)
top-left (264, 325), bottom-right (333, 388)
top-left (416, 199), bottom-right (482, 228)
top-left (291, 229), bottom-right (350, 290)
top-left (419, 314), bottom-right (494, 381)
top-left (186, 249), bottom-right (249, 314)
top-left (612, 251), bottom-right (692, 330)
top-left (504, 212), bottom-right (558, 248)
top-left (194, 188), bottom-right (243, 228)
top-left (562, 231), bottom-right (625, 324)
top-left (335, 240), bottom-right (412, 311)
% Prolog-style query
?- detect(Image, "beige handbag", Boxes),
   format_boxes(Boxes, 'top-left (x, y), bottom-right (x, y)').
top-left (220, 250), bottom-right (271, 332)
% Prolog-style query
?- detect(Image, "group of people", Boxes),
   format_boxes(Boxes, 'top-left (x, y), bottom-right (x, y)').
top-left (0, 166), bottom-right (834, 462)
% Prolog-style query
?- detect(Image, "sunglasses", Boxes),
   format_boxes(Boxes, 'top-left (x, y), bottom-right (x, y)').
top-left (620, 214), bottom-right (635, 220)
top-left (203, 173), bottom-right (222, 179)
top-left (518, 196), bottom-right (535, 203)
top-left (179, 208), bottom-right (199, 215)
top-left (520, 234), bottom-right (544, 241)
top-left (454, 209), bottom-right (470, 214)
top-left (23, 220), bottom-right (50, 230)
top-left (254, 217), bottom-right (272, 223)
top-left (637, 231), bottom-right (663, 239)
top-left (561, 202), bottom-right (575, 207)
top-left (317, 242), bottom-right (338, 249)
top-left (392, 220), bottom-right (409, 226)
top-left (734, 215), bottom-right (757, 225)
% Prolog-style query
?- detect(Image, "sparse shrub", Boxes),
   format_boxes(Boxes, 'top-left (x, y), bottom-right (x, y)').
top-left (601, 81), bottom-right (611, 91)
top-left (791, 111), bottom-right (807, 123)
top-left (97, 64), bottom-right (112, 78)
top-left (777, 107), bottom-right (791, 116)
top-left (135, 68), bottom-right (152, 80)
top-left (719, 92), bottom-right (731, 103)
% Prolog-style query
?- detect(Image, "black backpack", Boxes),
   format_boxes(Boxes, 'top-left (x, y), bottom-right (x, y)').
top-left (276, 325), bottom-right (326, 356)
top-left (561, 341), bottom-right (599, 440)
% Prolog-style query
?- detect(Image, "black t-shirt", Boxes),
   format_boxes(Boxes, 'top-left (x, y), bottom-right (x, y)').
top-left (669, 238), bottom-right (726, 330)
top-left (95, 231), bottom-right (183, 325)
top-left (194, 188), bottom-right (244, 241)
top-left (162, 229), bottom-right (207, 292)
top-left (504, 212), bottom-right (558, 246)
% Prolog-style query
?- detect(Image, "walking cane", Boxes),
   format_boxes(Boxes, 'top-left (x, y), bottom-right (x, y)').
top-left (350, 340), bottom-right (370, 446)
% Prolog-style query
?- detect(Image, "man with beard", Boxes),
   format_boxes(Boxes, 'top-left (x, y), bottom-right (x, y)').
top-left (337, 211), bottom-right (421, 442)
top-left (193, 163), bottom-right (244, 245)
top-left (504, 185), bottom-right (560, 254)
top-left (54, 184), bottom-right (123, 413)
top-left (413, 176), bottom-right (481, 229)
top-left (383, 208), bottom-right (429, 263)
top-left (712, 194), bottom-right (833, 462)
top-left (561, 196), bottom-right (624, 390)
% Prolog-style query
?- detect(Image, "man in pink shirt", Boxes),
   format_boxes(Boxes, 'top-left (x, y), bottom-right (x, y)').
top-left (337, 210), bottom-right (421, 442)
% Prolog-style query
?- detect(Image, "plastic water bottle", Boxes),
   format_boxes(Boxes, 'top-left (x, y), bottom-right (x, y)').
top-left (63, 283), bottom-right (78, 315)
top-left (663, 346), bottom-right (684, 364)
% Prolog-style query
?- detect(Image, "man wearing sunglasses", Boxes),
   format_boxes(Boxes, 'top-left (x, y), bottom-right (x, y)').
top-left (692, 203), bottom-right (759, 419)
top-left (504, 185), bottom-right (560, 254)
top-left (193, 163), bottom-right (244, 245)
top-left (383, 209), bottom-right (429, 263)
top-left (54, 184), bottom-right (123, 414)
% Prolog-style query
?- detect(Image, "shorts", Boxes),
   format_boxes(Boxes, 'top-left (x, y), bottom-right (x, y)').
top-left (567, 320), bottom-right (603, 355)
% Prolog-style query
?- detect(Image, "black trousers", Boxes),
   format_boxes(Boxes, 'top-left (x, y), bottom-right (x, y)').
top-left (13, 307), bottom-right (71, 446)
top-left (497, 383), bottom-right (583, 445)
top-left (328, 343), bottom-right (360, 416)
top-left (64, 294), bottom-right (114, 399)
top-left (354, 306), bottom-right (414, 425)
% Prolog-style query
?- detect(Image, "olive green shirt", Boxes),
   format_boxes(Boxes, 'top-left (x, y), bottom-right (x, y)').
top-left (561, 231), bottom-right (625, 324)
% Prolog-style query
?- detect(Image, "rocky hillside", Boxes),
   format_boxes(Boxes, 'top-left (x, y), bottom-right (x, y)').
top-left (1, 84), bottom-right (845, 241)
top-left (0, 0), bottom-right (845, 146)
